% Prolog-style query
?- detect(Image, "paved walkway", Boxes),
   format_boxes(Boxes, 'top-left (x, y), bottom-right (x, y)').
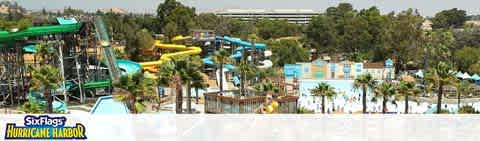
top-left (418, 97), bottom-right (480, 104)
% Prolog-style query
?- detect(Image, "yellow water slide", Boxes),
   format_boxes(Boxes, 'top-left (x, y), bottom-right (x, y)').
top-left (139, 36), bottom-right (202, 72)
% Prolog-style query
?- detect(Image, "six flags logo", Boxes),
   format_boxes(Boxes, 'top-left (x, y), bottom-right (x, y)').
top-left (4, 115), bottom-right (87, 140)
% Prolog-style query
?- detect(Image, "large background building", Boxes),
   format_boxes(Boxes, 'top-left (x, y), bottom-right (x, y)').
top-left (213, 9), bottom-right (320, 24)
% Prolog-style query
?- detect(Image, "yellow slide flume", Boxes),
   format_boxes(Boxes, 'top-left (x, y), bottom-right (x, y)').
top-left (140, 40), bottom-right (202, 72)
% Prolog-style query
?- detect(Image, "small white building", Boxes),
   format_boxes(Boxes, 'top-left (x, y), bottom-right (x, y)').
top-left (362, 59), bottom-right (395, 80)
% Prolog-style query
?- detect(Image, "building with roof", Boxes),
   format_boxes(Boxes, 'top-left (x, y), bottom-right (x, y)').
top-left (284, 59), bottom-right (395, 80)
top-left (213, 9), bottom-right (320, 24)
top-left (101, 8), bottom-right (127, 15)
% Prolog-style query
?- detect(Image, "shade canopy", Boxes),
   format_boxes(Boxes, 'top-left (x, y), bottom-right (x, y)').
top-left (461, 72), bottom-right (471, 79)
top-left (471, 74), bottom-right (480, 81)
top-left (456, 71), bottom-right (464, 78)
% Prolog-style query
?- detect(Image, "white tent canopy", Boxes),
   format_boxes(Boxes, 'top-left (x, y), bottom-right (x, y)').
top-left (461, 72), bottom-right (471, 79)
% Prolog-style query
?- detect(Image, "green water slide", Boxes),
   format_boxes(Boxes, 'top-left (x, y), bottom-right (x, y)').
top-left (93, 17), bottom-right (121, 81)
top-left (83, 80), bottom-right (112, 89)
top-left (0, 23), bottom-right (82, 42)
top-left (82, 17), bottom-right (141, 91)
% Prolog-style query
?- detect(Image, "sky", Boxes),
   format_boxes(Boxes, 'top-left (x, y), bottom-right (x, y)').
top-left (11, 0), bottom-right (480, 17)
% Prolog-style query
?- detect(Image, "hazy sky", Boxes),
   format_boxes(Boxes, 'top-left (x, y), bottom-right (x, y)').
top-left (12, 0), bottom-right (480, 17)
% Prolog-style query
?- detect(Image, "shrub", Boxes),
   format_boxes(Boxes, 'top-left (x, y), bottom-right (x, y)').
top-left (458, 105), bottom-right (479, 114)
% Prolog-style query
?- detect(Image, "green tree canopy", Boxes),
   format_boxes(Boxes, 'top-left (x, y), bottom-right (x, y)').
top-left (431, 8), bottom-right (467, 29)
top-left (156, 0), bottom-right (196, 36)
top-left (255, 19), bottom-right (301, 39)
top-left (269, 39), bottom-right (309, 67)
top-left (455, 47), bottom-right (480, 72)
top-left (113, 73), bottom-right (158, 114)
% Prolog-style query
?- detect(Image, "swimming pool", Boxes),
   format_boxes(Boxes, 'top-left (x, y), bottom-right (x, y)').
top-left (90, 95), bottom-right (130, 114)
top-left (300, 80), bottom-right (372, 113)
top-left (299, 80), bottom-right (480, 114)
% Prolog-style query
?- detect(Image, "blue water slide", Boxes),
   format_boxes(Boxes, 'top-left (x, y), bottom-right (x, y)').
top-left (231, 52), bottom-right (243, 61)
top-left (202, 56), bottom-right (215, 66)
top-left (224, 64), bottom-right (235, 71)
top-left (202, 56), bottom-right (236, 71)
top-left (220, 36), bottom-right (266, 49)
top-left (116, 59), bottom-right (142, 75)
top-left (27, 92), bottom-right (68, 113)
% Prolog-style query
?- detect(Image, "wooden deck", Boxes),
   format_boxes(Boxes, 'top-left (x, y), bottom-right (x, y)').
top-left (204, 93), bottom-right (298, 114)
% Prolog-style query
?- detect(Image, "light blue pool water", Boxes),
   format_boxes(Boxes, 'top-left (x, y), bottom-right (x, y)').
top-left (91, 95), bottom-right (129, 114)
top-left (299, 79), bottom-right (480, 113)
top-left (300, 80), bottom-right (370, 113)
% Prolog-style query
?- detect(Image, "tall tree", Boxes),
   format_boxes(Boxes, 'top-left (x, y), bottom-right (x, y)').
top-left (191, 73), bottom-right (208, 104)
top-left (256, 19), bottom-right (301, 39)
top-left (29, 41), bottom-right (61, 113)
top-left (158, 56), bottom-right (204, 113)
top-left (305, 15), bottom-right (338, 56)
top-left (396, 76), bottom-right (420, 114)
top-left (156, 0), bottom-right (196, 36)
top-left (269, 39), bottom-right (309, 66)
top-left (353, 73), bottom-right (377, 114)
top-left (454, 47), bottom-right (480, 72)
top-left (229, 19), bottom-right (257, 39)
top-left (30, 65), bottom-right (62, 113)
top-left (212, 48), bottom-right (232, 94)
top-left (374, 82), bottom-right (396, 113)
top-left (113, 73), bottom-right (158, 114)
top-left (456, 80), bottom-right (471, 109)
top-left (389, 9), bottom-right (424, 73)
top-left (310, 82), bottom-right (336, 114)
top-left (425, 62), bottom-right (456, 114)
top-left (236, 59), bottom-right (257, 96)
top-left (431, 8), bottom-right (467, 29)
top-left (126, 29), bottom-right (155, 61)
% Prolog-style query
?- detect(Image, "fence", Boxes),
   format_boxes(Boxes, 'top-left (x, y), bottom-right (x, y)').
top-left (204, 93), bottom-right (298, 113)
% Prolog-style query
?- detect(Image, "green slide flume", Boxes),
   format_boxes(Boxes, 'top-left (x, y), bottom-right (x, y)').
top-left (0, 23), bottom-right (82, 42)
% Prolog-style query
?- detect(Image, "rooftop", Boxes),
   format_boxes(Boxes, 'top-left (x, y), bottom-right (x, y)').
top-left (100, 8), bottom-right (127, 15)
top-left (214, 9), bottom-right (319, 14)
top-left (364, 63), bottom-right (385, 69)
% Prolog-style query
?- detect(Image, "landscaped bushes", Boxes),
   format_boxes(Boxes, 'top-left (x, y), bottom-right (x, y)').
top-left (459, 105), bottom-right (479, 114)
top-left (0, 17), bottom-right (32, 31)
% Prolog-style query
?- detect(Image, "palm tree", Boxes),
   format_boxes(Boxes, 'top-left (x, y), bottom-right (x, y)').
top-left (20, 101), bottom-right (43, 114)
top-left (35, 42), bottom-right (57, 65)
top-left (113, 73), bottom-right (158, 114)
top-left (456, 80), bottom-right (471, 109)
top-left (236, 59), bottom-right (257, 96)
top-left (374, 82), bottom-right (396, 113)
top-left (425, 62), bottom-right (456, 114)
top-left (192, 73), bottom-right (208, 104)
top-left (397, 79), bottom-right (420, 114)
top-left (353, 73), bottom-right (377, 114)
top-left (158, 56), bottom-right (204, 113)
top-left (310, 82), bottom-right (336, 114)
top-left (212, 48), bottom-right (232, 94)
top-left (30, 65), bottom-right (62, 113)
top-left (182, 56), bottom-right (204, 113)
top-left (257, 67), bottom-right (280, 83)
top-left (157, 61), bottom-right (176, 104)
top-left (254, 81), bottom-right (280, 96)
top-left (326, 88), bottom-right (338, 112)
